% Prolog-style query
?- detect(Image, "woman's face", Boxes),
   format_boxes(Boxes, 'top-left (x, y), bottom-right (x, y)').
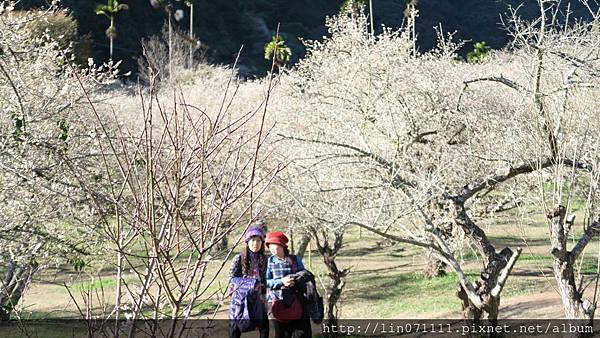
top-left (269, 243), bottom-right (284, 257)
top-left (248, 236), bottom-right (262, 253)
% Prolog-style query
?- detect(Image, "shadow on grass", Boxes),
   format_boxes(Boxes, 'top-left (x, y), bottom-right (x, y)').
top-left (351, 272), bottom-right (475, 302)
top-left (20, 300), bottom-right (219, 321)
top-left (346, 270), bottom-right (548, 316)
top-left (351, 264), bottom-right (410, 276)
top-left (17, 310), bottom-right (80, 320)
top-left (510, 270), bottom-right (552, 277)
top-left (499, 296), bottom-right (559, 318)
top-left (488, 236), bottom-right (550, 247)
top-left (345, 272), bottom-right (471, 315)
top-left (139, 300), bottom-right (218, 319)
top-left (514, 254), bottom-right (600, 273)
top-left (340, 244), bottom-right (405, 257)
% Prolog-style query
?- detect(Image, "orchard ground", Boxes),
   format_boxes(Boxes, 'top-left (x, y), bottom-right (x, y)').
top-left (18, 211), bottom-right (600, 320)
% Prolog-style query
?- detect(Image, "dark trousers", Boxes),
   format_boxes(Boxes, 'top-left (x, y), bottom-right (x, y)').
top-left (272, 317), bottom-right (311, 338)
top-left (229, 316), bottom-right (269, 338)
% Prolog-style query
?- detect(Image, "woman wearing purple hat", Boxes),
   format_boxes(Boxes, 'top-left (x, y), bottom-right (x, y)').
top-left (229, 224), bottom-right (269, 338)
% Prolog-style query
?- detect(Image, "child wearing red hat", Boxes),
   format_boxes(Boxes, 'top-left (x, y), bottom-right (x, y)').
top-left (265, 231), bottom-right (311, 338)
top-left (229, 225), bottom-right (269, 338)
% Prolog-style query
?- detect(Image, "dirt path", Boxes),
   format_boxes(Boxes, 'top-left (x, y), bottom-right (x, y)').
top-left (402, 290), bottom-right (599, 320)
top-left (499, 291), bottom-right (565, 319)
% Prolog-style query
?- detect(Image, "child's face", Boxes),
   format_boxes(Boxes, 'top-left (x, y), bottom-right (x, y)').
top-left (248, 236), bottom-right (262, 253)
top-left (269, 243), bottom-right (284, 257)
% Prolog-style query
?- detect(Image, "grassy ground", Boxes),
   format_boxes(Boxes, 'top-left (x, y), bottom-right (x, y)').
top-left (17, 212), bottom-right (600, 320)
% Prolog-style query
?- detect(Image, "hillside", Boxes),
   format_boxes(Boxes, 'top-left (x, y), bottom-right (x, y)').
top-left (18, 0), bottom-right (599, 76)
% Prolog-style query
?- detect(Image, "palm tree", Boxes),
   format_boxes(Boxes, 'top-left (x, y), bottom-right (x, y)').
top-left (340, 0), bottom-right (365, 16)
top-left (369, 0), bottom-right (374, 37)
top-left (183, 0), bottom-right (194, 68)
top-left (95, 0), bottom-right (129, 61)
top-left (404, 0), bottom-right (419, 57)
top-left (403, 0), bottom-right (418, 17)
top-left (175, 0), bottom-right (196, 68)
top-left (150, 0), bottom-right (175, 79)
top-left (264, 35), bottom-right (291, 74)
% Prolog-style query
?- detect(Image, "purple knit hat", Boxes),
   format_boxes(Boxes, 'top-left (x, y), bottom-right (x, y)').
top-left (244, 225), bottom-right (265, 243)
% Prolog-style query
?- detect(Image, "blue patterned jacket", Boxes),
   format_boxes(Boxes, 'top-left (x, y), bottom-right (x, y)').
top-left (266, 255), bottom-right (305, 302)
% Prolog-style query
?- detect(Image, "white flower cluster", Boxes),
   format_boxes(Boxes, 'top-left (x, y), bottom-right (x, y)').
top-left (0, 6), bottom-right (110, 266)
top-left (262, 8), bottom-right (600, 252)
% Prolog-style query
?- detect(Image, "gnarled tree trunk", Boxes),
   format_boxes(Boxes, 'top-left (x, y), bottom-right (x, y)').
top-left (432, 196), bottom-right (521, 326)
top-left (311, 227), bottom-right (349, 329)
top-left (423, 249), bottom-right (446, 278)
top-left (0, 260), bottom-right (38, 320)
top-left (455, 247), bottom-right (517, 326)
top-left (548, 206), bottom-right (597, 330)
top-left (294, 232), bottom-right (311, 258)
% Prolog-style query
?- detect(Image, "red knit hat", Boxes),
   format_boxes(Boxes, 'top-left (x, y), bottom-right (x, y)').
top-left (265, 231), bottom-right (289, 247)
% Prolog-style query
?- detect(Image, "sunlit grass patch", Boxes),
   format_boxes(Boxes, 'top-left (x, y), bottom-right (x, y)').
top-left (346, 271), bottom-right (547, 317)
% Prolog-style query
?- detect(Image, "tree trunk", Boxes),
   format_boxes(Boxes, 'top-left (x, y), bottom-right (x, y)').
top-left (548, 205), bottom-right (596, 336)
top-left (368, 0), bottom-right (374, 37)
top-left (312, 228), bottom-right (348, 330)
top-left (294, 233), bottom-right (311, 258)
top-left (423, 249), bottom-right (446, 278)
top-left (554, 259), bottom-right (594, 321)
top-left (109, 36), bottom-right (113, 61)
top-left (0, 260), bottom-right (38, 320)
top-left (168, 15), bottom-right (172, 81)
top-left (189, 3), bottom-right (194, 68)
top-left (322, 250), bottom-right (345, 327)
top-left (456, 284), bottom-right (483, 323)
top-left (429, 196), bottom-right (520, 328)
top-left (457, 281), bottom-right (502, 338)
top-left (456, 269), bottom-right (502, 326)
top-left (215, 220), bottom-right (230, 252)
top-left (109, 16), bottom-right (114, 61)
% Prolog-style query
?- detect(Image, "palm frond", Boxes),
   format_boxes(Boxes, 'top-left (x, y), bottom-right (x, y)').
top-left (94, 4), bottom-right (110, 16)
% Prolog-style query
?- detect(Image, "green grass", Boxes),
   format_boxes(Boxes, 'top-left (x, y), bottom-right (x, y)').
top-left (503, 277), bottom-right (547, 297)
top-left (463, 251), bottom-right (600, 271)
top-left (69, 277), bottom-right (120, 292)
top-left (349, 272), bottom-right (466, 316)
top-left (15, 310), bottom-right (78, 320)
top-left (191, 300), bottom-right (218, 315)
top-left (519, 254), bottom-right (550, 262)
top-left (542, 181), bottom-right (588, 212)
top-left (576, 257), bottom-right (600, 274)
top-left (347, 270), bottom-right (549, 316)
top-left (516, 253), bottom-right (600, 274)
top-left (139, 300), bottom-right (218, 319)
top-left (23, 299), bottom-right (220, 321)
top-left (458, 250), bottom-right (481, 262)
top-left (517, 254), bottom-right (553, 267)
